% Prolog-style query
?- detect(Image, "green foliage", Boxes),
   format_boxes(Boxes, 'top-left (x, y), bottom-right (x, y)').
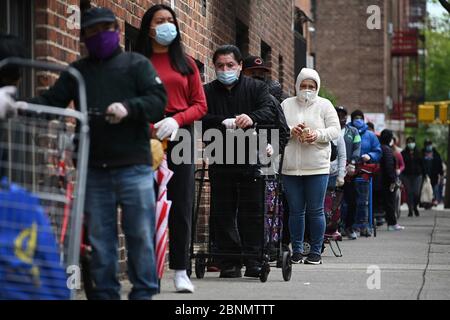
top-left (319, 86), bottom-right (338, 106)
top-left (425, 10), bottom-right (450, 101)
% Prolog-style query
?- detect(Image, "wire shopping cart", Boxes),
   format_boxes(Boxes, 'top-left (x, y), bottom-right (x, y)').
top-left (0, 58), bottom-right (89, 300)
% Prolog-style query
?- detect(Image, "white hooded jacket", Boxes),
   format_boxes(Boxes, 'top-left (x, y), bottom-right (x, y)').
top-left (281, 68), bottom-right (341, 176)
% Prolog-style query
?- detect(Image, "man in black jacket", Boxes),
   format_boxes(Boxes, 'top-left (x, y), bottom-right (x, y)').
top-left (29, 7), bottom-right (166, 300)
top-left (203, 45), bottom-right (277, 278)
top-left (379, 130), bottom-right (404, 231)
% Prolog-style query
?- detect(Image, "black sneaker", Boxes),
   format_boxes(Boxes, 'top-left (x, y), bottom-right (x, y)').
top-left (304, 253), bottom-right (322, 265)
top-left (291, 252), bottom-right (304, 264)
top-left (219, 265), bottom-right (242, 278)
top-left (359, 227), bottom-right (372, 238)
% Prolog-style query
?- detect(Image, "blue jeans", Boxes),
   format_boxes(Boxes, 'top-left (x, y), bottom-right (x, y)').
top-left (282, 174), bottom-right (329, 255)
top-left (85, 165), bottom-right (157, 300)
top-left (354, 179), bottom-right (370, 228)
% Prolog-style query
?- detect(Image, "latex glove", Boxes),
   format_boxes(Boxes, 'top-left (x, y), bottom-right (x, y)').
top-left (266, 144), bottom-right (274, 157)
top-left (361, 154), bottom-right (371, 162)
top-left (336, 176), bottom-right (345, 187)
top-left (0, 86), bottom-right (17, 119)
top-left (155, 117), bottom-right (179, 141)
top-left (346, 164), bottom-right (356, 176)
top-left (106, 103), bottom-right (128, 124)
top-left (222, 118), bottom-right (237, 129)
top-left (235, 114), bottom-right (254, 129)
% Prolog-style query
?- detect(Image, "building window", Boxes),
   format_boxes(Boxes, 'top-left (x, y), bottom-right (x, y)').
top-left (278, 55), bottom-right (284, 88)
top-left (235, 19), bottom-right (249, 58)
top-left (201, 0), bottom-right (207, 17)
top-left (125, 23), bottom-right (139, 52)
top-left (0, 0), bottom-right (34, 98)
top-left (261, 40), bottom-right (272, 73)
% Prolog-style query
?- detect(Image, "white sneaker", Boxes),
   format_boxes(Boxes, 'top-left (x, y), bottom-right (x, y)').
top-left (387, 224), bottom-right (405, 231)
top-left (174, 271), bottom-right (194, 293)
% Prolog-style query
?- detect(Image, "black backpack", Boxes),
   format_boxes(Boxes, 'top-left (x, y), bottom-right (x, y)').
top-left (330, 141), bottom-right (338, 162)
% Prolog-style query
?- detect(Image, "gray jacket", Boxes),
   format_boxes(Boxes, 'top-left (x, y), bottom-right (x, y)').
top-left (342, 124), bottom-right (361, 163)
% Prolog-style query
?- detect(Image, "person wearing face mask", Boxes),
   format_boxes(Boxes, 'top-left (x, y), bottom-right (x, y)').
top-left (422, 139), bottom-right (444, 206)
top-left (347, 110), bottom-right (382, 238)
top-left (136, 4), bottom-right (207, 294)
top-left (401, 137), bottom-right (424, 217)
top-left (281, 68), bottom-right (341, 265)
top-left (202, 45), bottom-right (277, 279)
top-left (28, 7), bottom-right (167, 300)
top-left (378, 130), bottom-right (405, 231)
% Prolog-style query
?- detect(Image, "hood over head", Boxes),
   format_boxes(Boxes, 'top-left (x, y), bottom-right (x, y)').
top-left (295, 68), bottom-right (321, 104)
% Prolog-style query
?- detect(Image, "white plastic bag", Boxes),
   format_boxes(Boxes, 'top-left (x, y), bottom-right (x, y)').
top-left (421, 175), bottom-right (434, 204)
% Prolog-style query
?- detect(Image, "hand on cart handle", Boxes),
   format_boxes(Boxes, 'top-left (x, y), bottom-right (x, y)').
top-left (105, 102), bottom-right (128, 124)
top-left (235, 114), bottom-right (253, 129)
top-left (0, 86), bottom-right (18, 119)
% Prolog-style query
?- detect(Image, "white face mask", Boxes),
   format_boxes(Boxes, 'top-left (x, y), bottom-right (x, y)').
top-left (389, 140), bottom-right (394, 147)
top-left (298, 89), bottom-right (316, 103)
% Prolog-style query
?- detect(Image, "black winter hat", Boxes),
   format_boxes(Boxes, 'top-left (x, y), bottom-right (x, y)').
top-left (351, 109), bottom-right (365, 121)
top-left (380, 129), bottom-right (393, 145)
top-left (243, 55), bottom-right (270, 71)
top-left (267, 80), bottom-right (283, 102)
top-left (81, 7), bottom-right (116, 29)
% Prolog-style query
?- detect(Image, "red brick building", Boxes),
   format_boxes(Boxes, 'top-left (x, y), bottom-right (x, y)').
top-left (1, 0), bottom-right (304, 98)
top-left (2, 0), bottom-right (315, 275)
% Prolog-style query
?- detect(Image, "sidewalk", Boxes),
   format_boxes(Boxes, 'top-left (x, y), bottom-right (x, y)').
top-left (77, 207), bottom-right (450, 300)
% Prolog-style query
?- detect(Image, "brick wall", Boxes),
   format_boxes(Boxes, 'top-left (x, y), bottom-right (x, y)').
top-left (31, 0), bottom-right (298, 277)
top-left (314, 0), bottom-right (386, 114)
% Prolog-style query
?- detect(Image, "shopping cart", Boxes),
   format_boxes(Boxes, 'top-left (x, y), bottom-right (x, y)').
top-left (189, 126), bottom-right (291, 283)
top-left (354, 163), bottom-right (379, 238)
top-left (0, 58), bottom-right (89, 299)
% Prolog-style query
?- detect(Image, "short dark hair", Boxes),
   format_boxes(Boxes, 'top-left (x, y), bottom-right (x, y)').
top-left (380, 129), bottom-right (393, 145)
top-left (367, 122), bottom-right (375, 130)
top-left (351, 109), bottom-right (365, 121)
top-left (212, 45), bottom-right (242, 65)
top-left (0, 33), bottom-right (26, 86)
top-left (406, 136), bottom-right (415, 143)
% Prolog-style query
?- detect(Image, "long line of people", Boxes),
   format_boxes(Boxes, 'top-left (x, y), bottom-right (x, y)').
top-left (0, 5), bottom-right (445, 300)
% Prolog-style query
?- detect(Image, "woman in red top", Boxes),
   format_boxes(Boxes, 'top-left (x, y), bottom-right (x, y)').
top-left (137, 4), bottom-right (207, 293)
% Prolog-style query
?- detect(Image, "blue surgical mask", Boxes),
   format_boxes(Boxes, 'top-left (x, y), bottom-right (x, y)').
top-left (408, 143), bottom-right (416, 150)
top-left (154, 23), bottom-right (178, 46)
top-left (426, 145), bottom-right (433, 152)
top-left (216, 70), bottom-right (239, 85)
top-left (353, 119), bottom-right (365, 129)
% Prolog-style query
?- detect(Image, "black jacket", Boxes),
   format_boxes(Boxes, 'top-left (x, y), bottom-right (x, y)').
top-left (401, 148), bottom-right (424, 176)
top-left (422, 149), bottom-right (443, 186)
top-left (30, 49), bottom-right (166, 168)
top-left (380, 144), bottom-right (397, 186)
top-left (202, 76), bottom-right (277, 168)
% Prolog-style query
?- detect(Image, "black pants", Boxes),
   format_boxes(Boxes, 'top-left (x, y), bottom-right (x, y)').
top-left (209, 167), bottom-right (264, 268)
top-left (167, 127), bottom-right (194, 270)
top-left (343, 180), bottom-right (357, 229)
top-left (382, 184), bottom-right (397, 226)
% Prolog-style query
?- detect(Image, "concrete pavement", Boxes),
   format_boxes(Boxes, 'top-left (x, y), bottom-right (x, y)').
top-left (77, 207), bottom-right (450, 300)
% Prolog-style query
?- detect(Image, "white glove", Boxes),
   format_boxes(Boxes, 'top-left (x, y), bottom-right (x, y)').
top-left (336, 176), bottom-right (345, 187)
top-left (266, 144), bottom-right (274, 157)
top-left (155, 117), bottom-right (179, 141)
top-left (346, 164), bottom-right (356, 176)
top-left (0, 86), bottom-right (17, 119)
top-left (361, 154), bottom-right (371, 162)
top-left (222, 118), bottom-right (237, 129)
top-left (106, 103), bottom-right (128, 124)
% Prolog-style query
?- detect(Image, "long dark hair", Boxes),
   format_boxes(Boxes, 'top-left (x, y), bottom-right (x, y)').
top-left (136, 4), bottom-right (193, 76)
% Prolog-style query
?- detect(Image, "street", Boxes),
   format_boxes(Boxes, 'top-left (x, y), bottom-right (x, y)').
top-left (77, 206), bottom-right (450, 300)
